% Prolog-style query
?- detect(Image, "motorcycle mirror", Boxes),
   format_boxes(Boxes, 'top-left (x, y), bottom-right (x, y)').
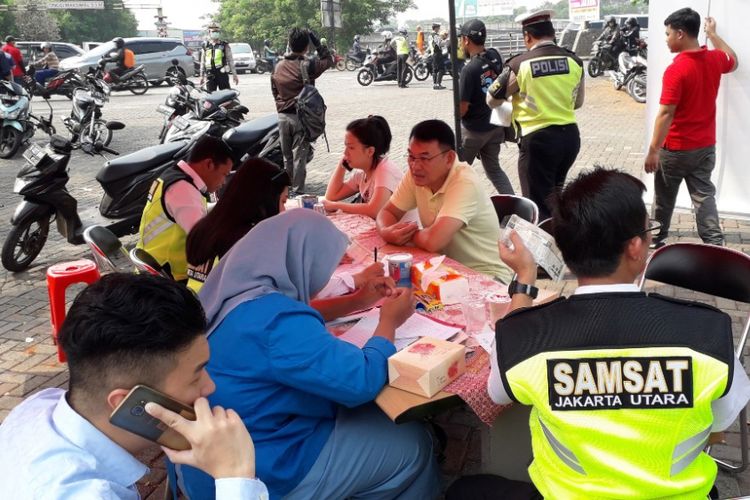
top-left (105, 121), bottom-right (125, 131)
top-left (171, 58), bottom-right (179, 66)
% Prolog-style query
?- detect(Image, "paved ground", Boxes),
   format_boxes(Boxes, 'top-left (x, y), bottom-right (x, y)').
top-left (0, 69), bottom-right (749, 498)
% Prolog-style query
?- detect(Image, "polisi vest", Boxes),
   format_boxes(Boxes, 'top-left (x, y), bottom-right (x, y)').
top-left (496, 292), bottom-right (734, 499)
top-left (137, 166), bottom-right (207, 282)
top-left (394, 36), bottom-right (410, 55)
top-left (506, 43), bottom-right (583, 136)
top-left (204, 41), bottom-right (228, 71)
top-left (186, 257), bottom-right (218, 293)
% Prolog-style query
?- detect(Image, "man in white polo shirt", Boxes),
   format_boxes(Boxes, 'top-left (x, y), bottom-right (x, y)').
top-left (376, 119), bottom-right (512, 282)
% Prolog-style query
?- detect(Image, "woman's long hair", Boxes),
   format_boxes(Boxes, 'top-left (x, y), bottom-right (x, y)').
top-left (186, 158), bottom-right (291, 266)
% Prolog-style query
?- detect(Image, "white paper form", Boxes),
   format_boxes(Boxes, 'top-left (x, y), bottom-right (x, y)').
top-left (338, 310), bottom-right (462, 351)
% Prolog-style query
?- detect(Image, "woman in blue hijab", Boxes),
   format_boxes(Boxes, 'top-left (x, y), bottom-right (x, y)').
top-left (178, 209), bottom-right (439, 500)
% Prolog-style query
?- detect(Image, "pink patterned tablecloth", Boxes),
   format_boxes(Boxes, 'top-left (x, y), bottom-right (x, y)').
top-left (330, 213), bottom-right (510, 425)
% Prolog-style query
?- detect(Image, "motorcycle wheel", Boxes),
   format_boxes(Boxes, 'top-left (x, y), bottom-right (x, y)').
top-left (256, 64), bottom-right (266, 75)
top-left (404, 66), bottom-right (414, 85)
top-left (1, 216), bottom-right (50, 272)
top-left (335, 60), bottom-right (346, 71)
top-left (345, 59), bottom-right (357, 71)
top-left (628, 73), bottom-right (647, 104)
top-left (414, 64), bottom-right (429, 81)
top-left (83, 119), bottom-right (113, 146)
top-left (0, 126), bottom-right (22, 159)
top-left (357, 68), bottom-right (374, 87)
top-left (587, 58), bottom-right (602, 78)
top-left (128, 74), bottom-right (149, 95)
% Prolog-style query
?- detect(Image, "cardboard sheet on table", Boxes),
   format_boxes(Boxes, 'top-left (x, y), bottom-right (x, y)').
top-left (338, 311), bottom-right (462, 350)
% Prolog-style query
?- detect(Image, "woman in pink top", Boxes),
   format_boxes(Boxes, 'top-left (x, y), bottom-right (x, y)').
top-left (323, 116), bottom-right (404, 219)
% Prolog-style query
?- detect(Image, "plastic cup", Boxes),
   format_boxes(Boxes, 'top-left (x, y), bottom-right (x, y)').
top-left (461, 299), bottom-right (487, 335)
top-left (486, 293), bottom-right (512, 326)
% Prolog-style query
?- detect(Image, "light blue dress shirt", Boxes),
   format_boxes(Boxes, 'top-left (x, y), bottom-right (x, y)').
top-left (0, 388), bottom-right (268, 499)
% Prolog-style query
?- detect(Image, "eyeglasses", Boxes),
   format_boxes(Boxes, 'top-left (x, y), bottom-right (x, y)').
top-left (633, 219), bottom-right (662, 238)
top-left (406, 149), bottom-right (449, 166)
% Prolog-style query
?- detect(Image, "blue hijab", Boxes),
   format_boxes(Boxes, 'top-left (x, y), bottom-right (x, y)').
top-left (198, 209), bottom-right (350, 335)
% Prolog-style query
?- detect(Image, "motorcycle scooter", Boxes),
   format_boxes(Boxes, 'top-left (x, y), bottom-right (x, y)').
top-left (0, 79), bottom-right (56, 159)
top-left (0, 123), bottom-right (198, 272)
top-left (356, 56), bottom-right (413, 87)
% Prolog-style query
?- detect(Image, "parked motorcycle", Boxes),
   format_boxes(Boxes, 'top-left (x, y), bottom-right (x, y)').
top-left (612, 40), bottom-right (648, 104)
top-left (62, 73), bottom-right (118, 147)
top-left (95, 60), bottom-right (149, 95)
top-left (357, 58), bottom-right (414, 87)
top-left (0, 80), bottom-right (56, 159)
top-left (588, 41), bottom-right (621, 78)
top-left (413, 53), bottom-right (453, 82)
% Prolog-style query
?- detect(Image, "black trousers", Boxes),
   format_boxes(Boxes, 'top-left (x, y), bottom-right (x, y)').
top-left (446, 475), bottom-right (542, 500)
top-left (518, 123), bottom-right (580, 221)
top-left (432, 52), bottom-right (445, 85)
top-left (397, 54), bottom-right (408, 86)
top-left (206, 70), bottom-right (230, 91)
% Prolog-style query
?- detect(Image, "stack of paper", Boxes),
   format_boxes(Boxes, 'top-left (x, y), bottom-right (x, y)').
top-left (338, 310), bottom-right (462, 351)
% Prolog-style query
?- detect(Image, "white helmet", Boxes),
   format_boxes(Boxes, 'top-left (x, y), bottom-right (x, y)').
top-left (381, 30), bottom-right (392, 40)
top-left (40, 41), bottom-right (52, 50)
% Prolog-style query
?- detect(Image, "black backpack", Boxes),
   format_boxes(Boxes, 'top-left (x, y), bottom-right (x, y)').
top-left (296, 60), bottom-right (328, 148)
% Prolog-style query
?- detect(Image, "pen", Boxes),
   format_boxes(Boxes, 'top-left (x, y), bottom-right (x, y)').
top-left (374, 247), bottom-right (378, 263)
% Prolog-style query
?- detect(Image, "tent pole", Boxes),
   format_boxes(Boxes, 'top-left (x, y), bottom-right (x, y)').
top-left (448, 0), bottom-right (463, 154)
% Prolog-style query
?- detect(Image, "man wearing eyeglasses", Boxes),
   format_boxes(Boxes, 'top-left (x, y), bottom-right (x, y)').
top-left (376, 119), bottom-right (513, 283)
top-left (445, 168), bottom-right (750, 499)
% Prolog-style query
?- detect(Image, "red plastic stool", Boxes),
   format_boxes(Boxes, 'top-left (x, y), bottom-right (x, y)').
top-left (46, 259), bottom-right (100, 362)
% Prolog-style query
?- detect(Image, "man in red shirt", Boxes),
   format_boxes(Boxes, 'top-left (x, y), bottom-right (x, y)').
top-left (645, 8), bottom-right (737, 249)
top-left (1, 36), bottom-right (26, 84)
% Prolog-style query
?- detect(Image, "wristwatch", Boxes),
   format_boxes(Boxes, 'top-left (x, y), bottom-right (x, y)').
top-left (508, 279), bottom-right (538, 299)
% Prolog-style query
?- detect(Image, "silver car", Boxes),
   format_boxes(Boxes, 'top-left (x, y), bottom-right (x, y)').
top-left (229, 43), bottom-right (256, 74)
top-left (59, 37), bottom-right (194, 83)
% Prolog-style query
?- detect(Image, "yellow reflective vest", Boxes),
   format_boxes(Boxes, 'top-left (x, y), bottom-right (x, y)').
top-left (204, 41), bottom-right (227, 71)
top-left (137, 167), bottom-right (207, 282)
top-left (394, 36), bottom-right (410, 55)
top-left (506, 42), bottom-right (583, 136)
top-left (497, 293), bottom-right (735, 499)
top-left (186, 257), bottom-right (219, 293)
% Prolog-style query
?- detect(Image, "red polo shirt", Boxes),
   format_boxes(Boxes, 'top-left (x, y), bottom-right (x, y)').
top-left (1, 44), bottom-right (24, 78)
top-left (660, 47), bottom-right (734, 151)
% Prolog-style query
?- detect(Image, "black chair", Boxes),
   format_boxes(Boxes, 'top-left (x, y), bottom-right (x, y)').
top-left (490, 194), bottom-right (539, 226)
top-left (129, 248), bottom-right (172, 279)
top-left (639, 243), bottom-right (750, 473)
top-left (82, 225), bottom-right (130, 273)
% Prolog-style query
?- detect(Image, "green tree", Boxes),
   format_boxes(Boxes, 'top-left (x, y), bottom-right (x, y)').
top-left (215, 0), bottom-right (413, 52)
top-left (0, 0), bottom-right (17, 38)
top-left (53, 0), bottom-right (138, 45)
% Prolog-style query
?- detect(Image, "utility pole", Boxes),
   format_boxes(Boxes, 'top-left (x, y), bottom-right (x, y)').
top-left (155, 7), bottom-right (169, 37)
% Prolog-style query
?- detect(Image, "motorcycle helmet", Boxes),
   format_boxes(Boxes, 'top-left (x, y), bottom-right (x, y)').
top-left (320, 37), bottom-right (327, 45)
top-left (112, 37), bottom-right (124, 48)
top-left (354, 35), bottom-right (360, 42)
top-left (605, 16), bottom-right (617, 27)
top-left (625, 17), bottom-right (638, 28)
top-left (263, 39), bottom-right (270, 46)
top-left (40, 41), bottom-right (52, 51)
top-left (399, 27), bottom-right (408, 36)
top-left (381, 30), bottom-right (392, 40)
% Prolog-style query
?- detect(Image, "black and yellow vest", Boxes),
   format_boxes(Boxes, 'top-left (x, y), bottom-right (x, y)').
top-left (496, 292), bottom-right (734, 499)
top-left (137, 166), bottom-right (207, 282)
top-left (204, 41), bottom-right (228, 71)
top-left (506, 43), bottom-right (583, 136)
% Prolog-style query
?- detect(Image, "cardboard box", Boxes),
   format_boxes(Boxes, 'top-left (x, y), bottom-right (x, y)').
top-left (411, 258), bottom-right (469, 306)
top-left (388, 337), bottom-right (466, 397)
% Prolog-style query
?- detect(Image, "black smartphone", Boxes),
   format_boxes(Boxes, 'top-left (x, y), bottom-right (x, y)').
top-left (109, 385), bottom-right (196, 450)
top-left (342, 159), bottom-right (353, 171)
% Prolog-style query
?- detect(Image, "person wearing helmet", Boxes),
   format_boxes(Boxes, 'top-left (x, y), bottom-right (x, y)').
top-left (622, 17), bottom-right (641, 53)
top-left (1, 36), bottom-right (25, 84)
top-left (597, 15), bottom-right (623, 59)
top-left (429, 23), bottom-right (445, 89)
top-left (393, 27), bottom-right (410, 87)
top-left (263, 38), bottom-right (278, 70)
top-left (200, 22), bottom-right (238, 91)
top-left (30, 42), bottom-right (60, 84)
top-left (351, 35), bottom-right (365, 61)
top-left (373, 30), bottom-right (396, 76)
top-left (99, 37), bottom-right (134, 82)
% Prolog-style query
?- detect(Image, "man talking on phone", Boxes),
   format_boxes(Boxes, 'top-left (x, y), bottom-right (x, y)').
top-left (0, 273), bottom-right (268, 499)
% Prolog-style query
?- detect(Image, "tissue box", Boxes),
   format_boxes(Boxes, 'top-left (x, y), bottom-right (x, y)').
top-left (411, 261), bottom-right (469, 305)
top-left (388, 337), bottom-right (466, 397)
